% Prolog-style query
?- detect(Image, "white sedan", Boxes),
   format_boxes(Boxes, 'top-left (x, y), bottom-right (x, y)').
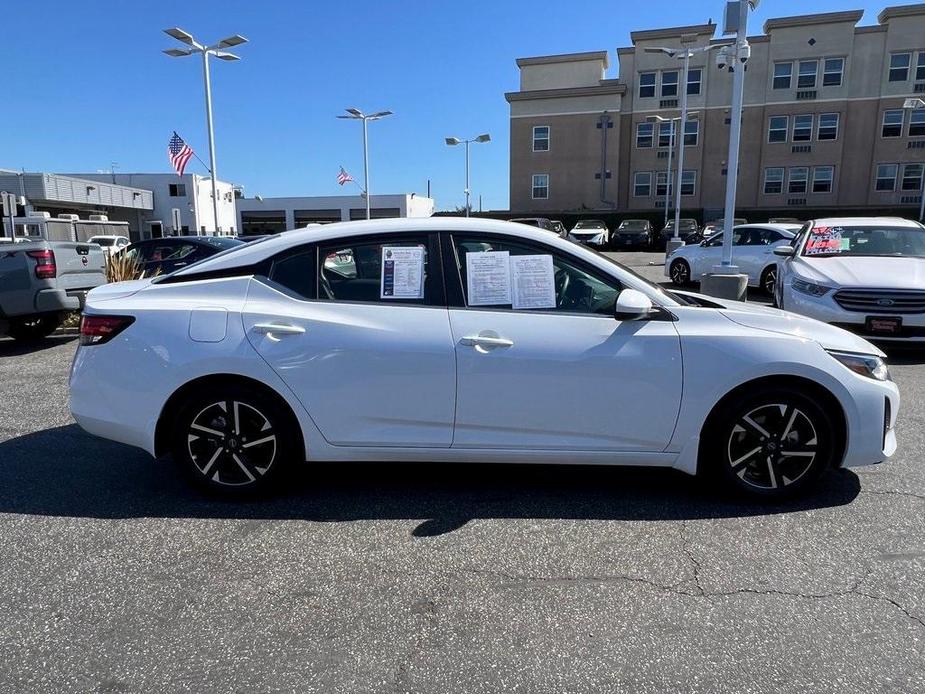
top-left (69, 218), bottom-right (898, 500)
top-left (665, 223), bottom-right (801, 293)
top-left (775, 216), bottom-right (925, 342)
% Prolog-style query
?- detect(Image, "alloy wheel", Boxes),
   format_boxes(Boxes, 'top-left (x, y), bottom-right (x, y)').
top-left (727, 403), bottom-right (818, 490)
top-left (187, 400), bottom-right (278, 487)
top-left (670, 260), bottom-right (690, 285)
top-left (763, 267), bottom-right (777, 294)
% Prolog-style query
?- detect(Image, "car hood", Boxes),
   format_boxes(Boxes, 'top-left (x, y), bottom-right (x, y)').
top-left (692, 294), bottom-right (885, 356)
top-left (796, 255), bottom-right (925, 289)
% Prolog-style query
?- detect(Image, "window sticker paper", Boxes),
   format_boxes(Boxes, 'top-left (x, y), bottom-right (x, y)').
top-left (380, 246), bottom-right (424, 299)
top-left (466, 251), bottom-right (512, 305)
top-left (511, 254), bottom-right (556, 309)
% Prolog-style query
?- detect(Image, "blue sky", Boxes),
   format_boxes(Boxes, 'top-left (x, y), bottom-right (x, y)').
top-left (3, 0), bottom-right (898, 211)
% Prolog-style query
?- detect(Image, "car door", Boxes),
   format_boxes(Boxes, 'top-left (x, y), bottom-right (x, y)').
top-left (242, 232), bottom-right (456, 448)
top-left (444, 232), bottom-right (682, 451)
top-left (736, 227), bottom-right (788, 283)
top-left (688, 234), bottom-right (722, 277)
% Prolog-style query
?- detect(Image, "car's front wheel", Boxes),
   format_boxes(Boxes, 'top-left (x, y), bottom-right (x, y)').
top-left (760, 265), bottom-right (777, 295)
top-left (171, 385), bottom-right (299, 495)
top-left (669, 258), bottom-right (691, 286)
top-left (702, 386), bottom-right (837, 500)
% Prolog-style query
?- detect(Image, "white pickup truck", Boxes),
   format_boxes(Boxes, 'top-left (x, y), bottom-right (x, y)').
top-left (0, 239), bottom-right (106, 341)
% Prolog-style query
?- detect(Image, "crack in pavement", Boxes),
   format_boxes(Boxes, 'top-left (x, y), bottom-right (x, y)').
top-left (860, 488), bottom-right (925, 503)
top-left (679, 521), bottom-right (705, 596)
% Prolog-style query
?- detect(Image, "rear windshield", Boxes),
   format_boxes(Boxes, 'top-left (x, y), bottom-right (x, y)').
top-left (90, 237), bottom-right (115, 246)
top-left (801, 225), bottom-right (925, 258)
top-left (200, 237), bottom-right (245, 250)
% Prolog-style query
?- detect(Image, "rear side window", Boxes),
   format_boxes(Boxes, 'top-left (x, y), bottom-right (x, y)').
top-left (270, 250), bottom-right (317, 300)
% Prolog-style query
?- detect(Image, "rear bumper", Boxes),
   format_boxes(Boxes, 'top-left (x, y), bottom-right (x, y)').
top-left (34, 288), bottom-right (89, 313)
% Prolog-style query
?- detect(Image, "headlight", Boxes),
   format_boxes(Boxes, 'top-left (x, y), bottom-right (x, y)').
top-left (791, 278), bottom-right (833, 297)
top-left (827, 350), bottom-right (891, 381)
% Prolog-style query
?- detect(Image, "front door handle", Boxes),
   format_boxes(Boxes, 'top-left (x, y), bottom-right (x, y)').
top-left (253, 322), bottom-right (305, 336)
top-left (460, 334), bottom-right (514, 348)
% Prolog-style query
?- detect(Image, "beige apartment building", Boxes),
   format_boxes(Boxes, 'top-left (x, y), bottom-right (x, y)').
top-left (505, 4), bottom-right (925, 221)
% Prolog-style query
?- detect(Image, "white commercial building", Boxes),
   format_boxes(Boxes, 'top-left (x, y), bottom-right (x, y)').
top-left (236, 194), bottom-right (435, 235)
top-left (62, 172), bottom-right (237, 238)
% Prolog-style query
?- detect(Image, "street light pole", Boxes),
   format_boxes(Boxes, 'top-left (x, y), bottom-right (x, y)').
top-left (673, 50), bottom-right (691, 243)
top-left (465, 139), bottom-right (471, 217)
top-left (163, 28), bottom-right (247, 236)
top-left (338, 108), bottom-right (394, 220)
top-left (665, 122), bottom-right (674, 227)
top-left (445, 134), bottom-right (491, 217)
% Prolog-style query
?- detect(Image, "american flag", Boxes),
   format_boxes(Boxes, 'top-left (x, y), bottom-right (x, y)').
top-left (336, 167), bottom-right (354, 186)
top-left (167, 132), bottom-right (194, 176)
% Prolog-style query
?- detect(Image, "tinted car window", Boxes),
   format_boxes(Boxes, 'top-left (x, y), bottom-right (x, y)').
top-left (270, 250), bottom-right (317, 300)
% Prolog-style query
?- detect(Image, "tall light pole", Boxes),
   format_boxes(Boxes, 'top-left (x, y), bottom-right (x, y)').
top-left (338, 108), bottom-right (393, 220)
top-left (648, 113), bottom-right (700, 231)
top-left (646, 115), bottom-right (676, 227)
top-left (904, 98), bottom-right (925, 222)
top-left (163, 27), bottom-right (248, 236)
top-left (645, 45), bottom-right (717, 253)
top-left (445, 134), bottom-right (491, 216)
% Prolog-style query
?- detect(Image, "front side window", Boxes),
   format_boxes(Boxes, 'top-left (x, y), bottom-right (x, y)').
top-left (768, 115), bottom-right (789, 143)
top-left (683, 120), bottom-right (699, 146)
top-left (764, 167), bottom-right (784, 194)
top-left (773, 62), bottom-right (792, 89)
top-left (687, 68), bottom-right (702, 95)
top-left (658, 121), bottom-right (675, 148)
top-left (532, 174), bottom-right (549, 199)
top-left (902, 163), bottom-right (924, 191)
top-left (823, 58), bottom-right (844, 87)
top-left (788, 167), bottom-right (809, 194)
top-left (661, 70), bottom-right (679, 97)
top-left (318, 237), bottom-right (431, 304)
top-left (633, 172), bottom-right (652, 197)
top-left (639, 72), bottom-right (656, 98)
top-left (656, 171), bottom-right (672, 197)
top-left (452, 236), bottom-right (623, 316)
top-left (532, 126), bottom-right (550, 152)
top-left (636, 122), bottom-right (653, 148)
top-left (910, 110), bottom-right (925, 137)
top-left (882, 109), bottom-right (904, 137)
top-left (875, 164), bottom-right (898, 191)
top-left (792, 114), bottom-right (813, 142)
top-left (680, 170), bottom-right (696, 196)
top-left (817, 113), bottom-right (839, 141)
top-left (889, 53), bottom-right (911, 82)
top-left (798, 60), bottom-right (818, 89)
top-left (812, 166), bottom-right (834, 193)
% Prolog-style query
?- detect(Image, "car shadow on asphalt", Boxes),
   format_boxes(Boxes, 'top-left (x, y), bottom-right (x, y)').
top-left (0, 424), bottom-right (862, 535)
top-left (0, 334), bottom-right (77, 357)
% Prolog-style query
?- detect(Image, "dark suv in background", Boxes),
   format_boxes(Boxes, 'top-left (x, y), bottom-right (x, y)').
top-left (659, 218), bottom-right (702, 247)
top-left (611, 219), bottom-right (655, 249)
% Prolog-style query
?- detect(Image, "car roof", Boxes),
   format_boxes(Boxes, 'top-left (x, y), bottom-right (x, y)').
top-left (171, 217), bottom-right (605, 277)
top-left (810, 217), bottom-right (924, 228)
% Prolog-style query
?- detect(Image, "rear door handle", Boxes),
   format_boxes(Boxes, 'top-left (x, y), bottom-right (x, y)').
top-left (460, 335), bottom-right (514, 348)
top-left (253, 322), bottom-right (305, 336)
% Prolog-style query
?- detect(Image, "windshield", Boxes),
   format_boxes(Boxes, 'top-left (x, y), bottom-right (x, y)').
top-left (575, 221), bottom-right (606, 229)
top-left (666, 219), bottom-right (697, 230)
top-left (801, 225), bottom-right (925, 258)
top-left (618, 221), bottom-right (648, 231)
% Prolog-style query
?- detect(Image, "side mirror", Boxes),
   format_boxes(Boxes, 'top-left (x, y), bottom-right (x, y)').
top-left (773, 245), bottom-right (795, 257)
top-left (615, 288), bottom-right (654, 321)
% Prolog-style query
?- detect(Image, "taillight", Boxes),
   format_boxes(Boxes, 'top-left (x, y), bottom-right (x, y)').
top-left (27, 249), bottom-right (56, 279)
top-left (79, 314), bottom-right (135, 346)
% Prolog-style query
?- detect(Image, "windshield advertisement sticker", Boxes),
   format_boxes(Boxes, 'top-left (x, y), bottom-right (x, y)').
top-left (805, 227), bottom-right (844, 255)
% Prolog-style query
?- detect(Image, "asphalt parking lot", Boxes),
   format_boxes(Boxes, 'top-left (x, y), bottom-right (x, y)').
top-left (1, 251), bottom-right (923, 693)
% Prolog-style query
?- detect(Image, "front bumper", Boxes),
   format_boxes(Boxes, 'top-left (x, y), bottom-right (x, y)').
top-left (840, 374), bottom-right (899, 467)
top-left (569, 235), bottom-right (606, 246)
top-left (782, 287), bottom-right (925, 341)
top-left (612, 234), bottom-right (649, 246)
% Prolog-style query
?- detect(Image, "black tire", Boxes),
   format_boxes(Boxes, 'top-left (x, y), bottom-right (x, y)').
top-left (700, 386), bottom-right (837, 500)
top-left (669, 258), bottom-right (691, 286)
top-left (171, 384), bottom-right (299, 496)
top-left (760, 265), bottom-right (777, 296)
top-left (6, 312), bottom-right (62, 342)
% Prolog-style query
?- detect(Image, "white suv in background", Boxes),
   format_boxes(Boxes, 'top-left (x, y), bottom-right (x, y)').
top-left (775, 217), bottom-right (925, 342)
top-left (568, 220), bottom-right (610, 248)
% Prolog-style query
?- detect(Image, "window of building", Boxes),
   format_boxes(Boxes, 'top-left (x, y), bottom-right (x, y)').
top-left (661, 70), bottom-right (679, 97)
top-left (687, 68), bottom-right (702, 95)
top-left (764, 167), bottom-right (784, 194)
top-left (639, 72), bottom-right (657, 98)
top-left (531, 174), bottom-right (549, 199)
top-left (882, 109), bottom-right (904, 137)
top-left (812, 166), bottom-right (834, 193)
top-left (168, 183), bottom-right (187, 197)
top-left (768, 115), bottom-right (789, 143)
top-left (773, 62), bottom-right (792, 89)
top-left (875, 164), bottom-right (898, 191)
top-left (788, 167), bottom-right (809, 194)
top-left (792, 114), bottom-right (814, 142)
top-left (822, 58), bottom-right (844, 87)
top-left (889, 53), bottom-right (911, 82)
top-left (633, 172), bottom-right (652, 197)
top-left (655, 171), bottom-right (673, 197)
top-left (683, 120), bottom-right (699, 146)
top-left (797, 60), bottom-right (818, 89)
top-left (680, 170), bottom-right (696, 196)
top-left (658, 121), bottom-right (675, 148)
top-left (902, 163), bottom-right (924, 191)
top-left (817, 113), bottom-right (839, 141)
top-left (910, 109), bottom-right (925, 137)
top-left (917, 52), bottom-right (925, 81)
top-left (636, 122), bottom-right (654, 148)
top-left (532, 126), bottom-right (550, 152)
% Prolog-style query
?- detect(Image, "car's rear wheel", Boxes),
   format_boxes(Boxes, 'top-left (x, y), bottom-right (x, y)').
top-left (669, 258), bottom-right (691, 286)
top-left (6, 312), bottom-right (63, 342)
top-left (760, 265), bottom-right (777, 295)
top-left (702, 386), bottom-right (837, 500)
top-left (171, 385), bottom-right (298, 496)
